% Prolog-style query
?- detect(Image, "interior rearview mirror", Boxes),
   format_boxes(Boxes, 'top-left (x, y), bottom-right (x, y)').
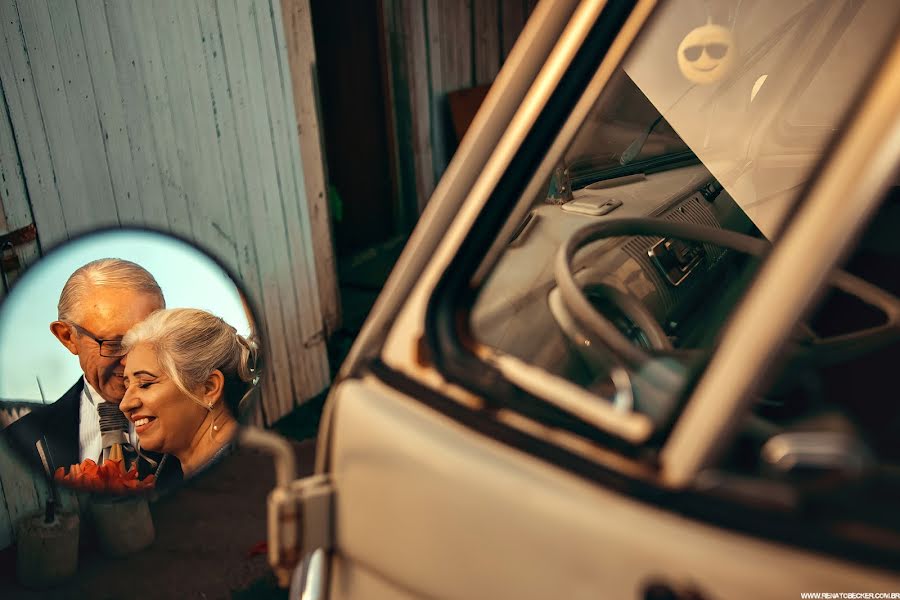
top-left (0, 228), bottom-right (260, 498)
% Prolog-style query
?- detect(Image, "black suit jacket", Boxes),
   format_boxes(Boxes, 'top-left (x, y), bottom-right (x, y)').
top-left (4, 379), bottom-right (83, 474)
top-left (3, 379), bottom-right (182, 490)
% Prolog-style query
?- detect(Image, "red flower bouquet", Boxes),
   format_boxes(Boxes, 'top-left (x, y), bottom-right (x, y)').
top-left (54, 444), bottom-right (156, 493)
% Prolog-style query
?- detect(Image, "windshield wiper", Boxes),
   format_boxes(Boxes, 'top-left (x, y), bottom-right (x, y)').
top-left (616, 76), bottom-right (695, 167)
top-left (569, 150), bottom-right (699, 190)
top-left (619, 115), bottom-right (664, 166)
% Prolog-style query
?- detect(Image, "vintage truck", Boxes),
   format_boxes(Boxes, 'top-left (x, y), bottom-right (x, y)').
top-left (259, 0), bottom-right (900, 598)
top-left (1, 0), bottom-right (898, 597)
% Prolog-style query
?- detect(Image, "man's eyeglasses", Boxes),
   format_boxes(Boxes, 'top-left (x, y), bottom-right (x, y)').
top-left (66, 322), bottom-right (127, 357)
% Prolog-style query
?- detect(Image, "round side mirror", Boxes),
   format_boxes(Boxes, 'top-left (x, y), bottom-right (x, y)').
top-left (0, 228), bottom-right (261, 498)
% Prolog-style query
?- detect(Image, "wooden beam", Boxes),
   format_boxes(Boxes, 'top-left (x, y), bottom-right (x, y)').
top-left (377, 0), bottom-right (405, 234)
top-left (279, 0), bottom-right (341, 336)
top-left (259, 0), bottom-right (331, 401)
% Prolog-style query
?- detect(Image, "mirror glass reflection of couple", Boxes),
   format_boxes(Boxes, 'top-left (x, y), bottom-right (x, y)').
top-left (4, 258), bottom-right (258, 491)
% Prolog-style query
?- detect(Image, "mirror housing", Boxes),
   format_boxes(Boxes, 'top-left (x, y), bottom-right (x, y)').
top-left (0, 227), bottom-right (261, 497)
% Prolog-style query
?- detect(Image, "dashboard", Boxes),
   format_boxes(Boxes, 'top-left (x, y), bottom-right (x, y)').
top-left (470, 164), bottom-right (757, 388)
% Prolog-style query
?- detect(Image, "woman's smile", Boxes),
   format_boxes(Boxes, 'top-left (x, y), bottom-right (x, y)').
top-left (132, 415), bottom-right (157, 434)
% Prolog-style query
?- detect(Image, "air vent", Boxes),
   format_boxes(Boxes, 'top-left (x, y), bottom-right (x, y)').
top-left (621, 194), bottom-right (723, 312)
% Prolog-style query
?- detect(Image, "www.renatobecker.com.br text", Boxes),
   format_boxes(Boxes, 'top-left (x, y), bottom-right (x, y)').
top-left (801, 594), bottom-right (900, 599)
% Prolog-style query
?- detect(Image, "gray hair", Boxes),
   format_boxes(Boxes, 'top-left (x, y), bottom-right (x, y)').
top-left (58, 258), bottom-right (165, 321)
top-left (122, 308), bottom-right (260, 416)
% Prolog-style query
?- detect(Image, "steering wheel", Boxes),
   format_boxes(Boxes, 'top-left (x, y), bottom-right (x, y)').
top-left (554, 217), bottom-right (900, 371)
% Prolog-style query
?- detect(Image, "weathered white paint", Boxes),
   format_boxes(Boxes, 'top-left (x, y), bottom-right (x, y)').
top-left (0, 0), bottom-right (331, 547)
top-left (0, 0), bottom-right (68, 247)
top-left (102, 0), bottom-right (171, 230)
top-left (280, 0), bottom-right (341, 336)
top-left (256, 0), bottom-right (329, 409)
top-left (77, 0), bottom-right (146, 227)
top-left (0, 55), bottom-right (40, 295)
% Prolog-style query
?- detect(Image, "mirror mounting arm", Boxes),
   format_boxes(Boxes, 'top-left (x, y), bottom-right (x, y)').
top-left (239, 426), bottom-right (297, 486)
top-left (239, 427), bottom-right (333, 589)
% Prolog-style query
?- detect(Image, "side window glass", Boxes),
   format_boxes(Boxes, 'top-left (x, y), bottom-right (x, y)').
top-left (719, 184), bottom-right (900, 550)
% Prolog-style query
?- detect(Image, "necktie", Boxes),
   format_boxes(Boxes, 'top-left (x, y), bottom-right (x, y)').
top-left (97, 401), bottom-right (135, 468)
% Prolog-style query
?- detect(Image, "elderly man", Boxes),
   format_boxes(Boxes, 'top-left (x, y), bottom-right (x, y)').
top-left (6, 258), bottom-right (179, 484)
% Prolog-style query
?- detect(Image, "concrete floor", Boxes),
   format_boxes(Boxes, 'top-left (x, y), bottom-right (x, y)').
top-left (0, 439), bottom-right (315, 599)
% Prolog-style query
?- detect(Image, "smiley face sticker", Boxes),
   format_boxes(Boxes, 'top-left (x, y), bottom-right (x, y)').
top-left (677, 20), bottom-right (736, 84)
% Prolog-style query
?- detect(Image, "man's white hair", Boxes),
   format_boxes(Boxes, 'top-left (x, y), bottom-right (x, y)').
top-left (58, 258), bottom-right (165, 322)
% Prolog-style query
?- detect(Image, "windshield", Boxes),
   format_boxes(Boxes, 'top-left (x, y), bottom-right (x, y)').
top-left (468, 0), bottom-right (900, 443)
top-left (561, 0), bottom-right (899, 236)
top-left (560, 71), bottom-right (695, 189)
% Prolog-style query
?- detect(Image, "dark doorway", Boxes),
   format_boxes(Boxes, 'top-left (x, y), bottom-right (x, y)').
top-left (310, 0), bottom-right (395, 257)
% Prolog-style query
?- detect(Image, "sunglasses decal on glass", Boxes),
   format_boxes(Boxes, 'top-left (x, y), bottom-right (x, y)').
top-left (682, 43), bottom-right (730, 62)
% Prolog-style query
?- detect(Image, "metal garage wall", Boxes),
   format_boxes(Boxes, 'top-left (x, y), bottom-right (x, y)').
top-left (0, 0), bottom-right (330, 548)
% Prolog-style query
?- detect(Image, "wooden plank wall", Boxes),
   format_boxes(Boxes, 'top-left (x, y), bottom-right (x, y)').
top-left (0, 2), bottom-right (47, 290)
top-left (382, 0), bottom-right (537, 220)
top-left (280, 0), bottom-right (340, 336)
top-left (0, 0), bottom-right (331, 549)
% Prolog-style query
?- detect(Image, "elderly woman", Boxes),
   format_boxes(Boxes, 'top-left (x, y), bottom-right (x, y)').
top-left (120, 308), bottom-right (258, 478)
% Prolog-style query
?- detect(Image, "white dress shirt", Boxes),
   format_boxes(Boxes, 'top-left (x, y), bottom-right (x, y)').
top-left (78, 378), bottom-right (137, 462)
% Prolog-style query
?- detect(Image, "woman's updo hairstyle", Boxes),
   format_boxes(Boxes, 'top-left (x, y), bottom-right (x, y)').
top-left (122, 308), bottom-right (260, 416)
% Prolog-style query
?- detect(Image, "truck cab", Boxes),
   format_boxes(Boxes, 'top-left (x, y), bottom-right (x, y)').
top-left (273, 1), bottom-right (900, 597)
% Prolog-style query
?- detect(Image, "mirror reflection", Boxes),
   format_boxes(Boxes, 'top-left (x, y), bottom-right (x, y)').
top-left (0, 229), bottom-right (258, 494)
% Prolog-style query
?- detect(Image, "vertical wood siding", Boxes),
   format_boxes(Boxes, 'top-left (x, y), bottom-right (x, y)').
top-left (280, 0), bottom-right (340, 336)
top-left (382, 0), bottom-right (536, 219)
top-left (0, 56), bottom-right (40, 288)
top-left (0, 0), bottom-right (330, 548)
